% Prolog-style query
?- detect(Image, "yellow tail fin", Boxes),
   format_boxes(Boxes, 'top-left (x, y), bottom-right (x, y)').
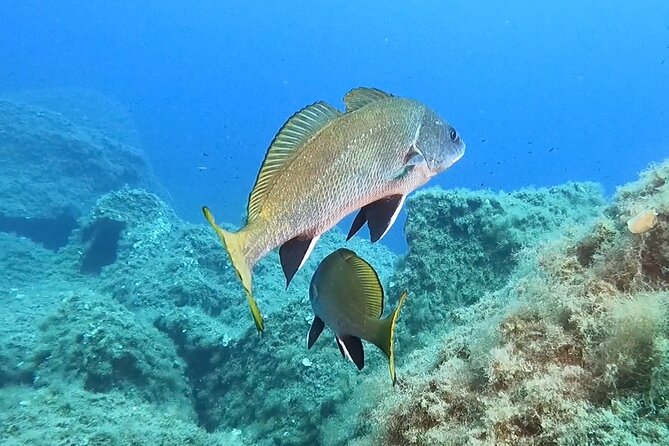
top-left (374, 291), bottom-right (408, 386)
top-left (202, 206), bottom-right (264, 332)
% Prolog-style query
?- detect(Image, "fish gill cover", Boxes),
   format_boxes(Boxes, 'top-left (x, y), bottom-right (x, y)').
top-left (0, 2), bottom-right (668, 446)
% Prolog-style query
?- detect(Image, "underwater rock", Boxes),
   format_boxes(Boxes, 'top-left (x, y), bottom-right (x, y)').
top-left (181, 300), bottom-right (377, 445)
top-left (70, 187), bottom-right (277, 332)
top-left (30, 292), bottom-right (194, 416)
top-left (155, 227), bottom-right (397, 445)
top-left (2, 87), bottom-right (142, 147)
top-left (392, 182), bottom-right (605, 347)
top-left (47, 186), bottom-right (400, 444)
top-left (341, 159), bottom-right (669, 446)
top-left (0, 99), bottom-right (152, 250)
top-left (73, 187), bottom-right (397, 334)
top-left (0, 385), bottom-right (248, 446)
top-left (0, 235), bottom-right (78, 389)
top-left (70, 188), bottom-right (229, 314)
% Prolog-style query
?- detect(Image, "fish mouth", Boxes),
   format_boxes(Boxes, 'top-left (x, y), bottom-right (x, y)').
top-left (429, 145), bottom-right (465, 173)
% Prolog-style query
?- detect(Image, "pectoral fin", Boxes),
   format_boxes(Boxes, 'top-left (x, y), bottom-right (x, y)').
top-left (280, 235), bottom-right (320, 287)
top-left (346, 194), bottom-right (405, 243)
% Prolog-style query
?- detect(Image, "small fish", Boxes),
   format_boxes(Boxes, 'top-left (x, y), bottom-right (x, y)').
top-left (203, 87), bottom-right (464, 331)
top-left (307, 248), bottom-right (407, 385)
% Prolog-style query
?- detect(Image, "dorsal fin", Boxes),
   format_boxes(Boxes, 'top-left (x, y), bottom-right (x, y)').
top-left (347, 253), bottom-right (384, 318)
top-left (247, 102), bottom-right (341, 222)
top-left (343, 87), bottom-right (393, 112)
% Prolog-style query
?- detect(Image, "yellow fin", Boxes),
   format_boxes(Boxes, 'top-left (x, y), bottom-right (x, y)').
top-left (202, 206), bottom-right (264, 332)
top-left (348, 254), bottom-right (384, 318)
top-left (374, 291), bottom-right (408, 386)
top-left (247, 102), bottom-right (341, 222)
top-left (343, 87), bottom-right (393, 112)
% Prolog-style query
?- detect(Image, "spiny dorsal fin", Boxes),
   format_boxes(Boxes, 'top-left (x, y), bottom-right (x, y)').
top-left (247, 102), bottom-right (341, 222)
top-left (344, 87), bottom-right (393, 112)
top-left (348, 254), bottom-right (384, 318)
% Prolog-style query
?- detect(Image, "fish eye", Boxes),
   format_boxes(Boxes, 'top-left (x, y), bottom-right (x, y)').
top-left (449, 130), bottom-right (458, 142)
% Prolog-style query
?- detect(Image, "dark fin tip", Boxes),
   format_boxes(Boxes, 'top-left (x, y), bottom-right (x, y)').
top-left (308, 316), bottom-right (325, 349)
top-left (340, 336), bottom-right (364, 371)
top-left (347, 208), bottom-right (367, 241)
top-left (366, 195), bottom-right (404, 243)
top-left (279, 236), bottom-right (315, 286)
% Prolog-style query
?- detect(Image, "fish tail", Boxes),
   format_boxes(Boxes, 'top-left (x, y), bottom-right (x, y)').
top-left (202, 206), bottom-right (264, 332)
top-left (375, 291), bottom-right (408, 386)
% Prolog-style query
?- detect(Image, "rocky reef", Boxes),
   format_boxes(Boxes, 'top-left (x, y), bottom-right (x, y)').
top-left (0, 184), bottom-right (397, 446)
top-left (0, 97), bottom-right (153, 251)
top-left (2, 88), bottom-right (142, 147)
top-left (1, 106), bottom-right (667, 446)
top-left (337, 161), bottom-right (669, 446)
top-left (391, 182), bottom-right (605, 350)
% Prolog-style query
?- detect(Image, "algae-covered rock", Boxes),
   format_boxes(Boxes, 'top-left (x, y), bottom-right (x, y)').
top-left (0, 99), bottom-right (152, 250)
top-left (393, 182), bottom-right (605, 346)
top-left (155, 228), bottom-right (398, 445)
top-left (74, 187), bottom-right (398, 334)
top-left (2, 88), bottom-right (142, 147)
top-left (67, 188), bottom-right (239, 320)
top-left (180, 300), bottom-right (388, 446)
top-left (0, 250), bottom-right (82, 389)
top-left (0, 385), bottom-right (249, 446)
top-left (49, 186), bottom-right (400, 444)
top-left (31, 292), bottom-right (193, 416)
top-left (341, 160), bottom-right (669, 446)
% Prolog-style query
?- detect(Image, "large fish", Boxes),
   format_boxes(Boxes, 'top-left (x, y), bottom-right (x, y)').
top-left (203, 87), bottom-right (465, 331)
top-left (307, 248), bottom-right (407, 385)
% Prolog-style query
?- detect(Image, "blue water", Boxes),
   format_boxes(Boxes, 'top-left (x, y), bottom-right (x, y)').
top-left (1, 1), bottom-right (668, 251)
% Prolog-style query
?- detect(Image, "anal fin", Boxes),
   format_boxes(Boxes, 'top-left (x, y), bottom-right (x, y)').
top-left (347, 194), bottom-right (405, 243)
top-left (280, 235), bottom-right (320, 286)
top-left (335, 336), bottom-right (346, 358)
top-left (336, 335), bottom-right (365, 370)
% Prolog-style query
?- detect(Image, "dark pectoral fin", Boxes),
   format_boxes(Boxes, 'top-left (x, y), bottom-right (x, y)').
top-left (337, 335), bottom-right (365, 370)
top-left (347, 195), bottom-right (405, 243)
top-left (307, 316), bottom-right (325, 349)
top-left (280, 235), bottom-right (320, 287)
